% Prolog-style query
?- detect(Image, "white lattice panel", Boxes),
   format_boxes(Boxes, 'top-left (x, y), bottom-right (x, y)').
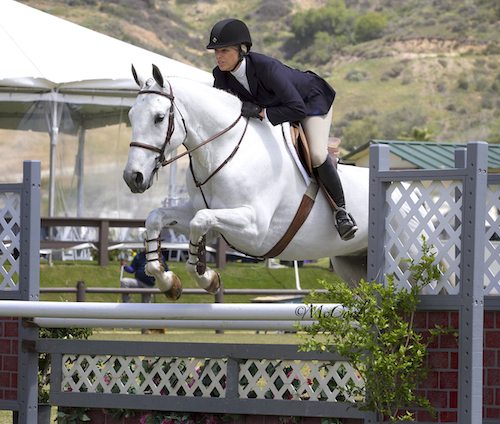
top-left (61, 355), bottom-right (226, 397)
top-left (0, 192), bottom-right (21, 290)
top-left (485, 183), bottom-right (500, 295)
top-left (384, 181), bottom-right (462, 294)
top-left (238, 359), bottom-right (363, 402)
top-left (60, 354), bottom-right (364, 403)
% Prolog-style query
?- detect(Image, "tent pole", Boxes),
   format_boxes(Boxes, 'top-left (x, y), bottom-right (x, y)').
top-left (168, 154), bottom-right (177, 201)
top-left (48, 98), bottom-right (59, 217)
top-left (76, 127), bottom-right (85, 217)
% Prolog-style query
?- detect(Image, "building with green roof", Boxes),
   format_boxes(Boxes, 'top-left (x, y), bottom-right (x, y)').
top-left (342, 140), bottom-right (500, 172)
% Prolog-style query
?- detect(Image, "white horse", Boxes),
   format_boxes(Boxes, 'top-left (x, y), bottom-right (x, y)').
top-left (123, 65), bottom-right (369, 299)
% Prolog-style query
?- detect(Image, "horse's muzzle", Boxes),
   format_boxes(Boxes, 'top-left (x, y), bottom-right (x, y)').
top-left (123, 169), bottom-right (149, 193)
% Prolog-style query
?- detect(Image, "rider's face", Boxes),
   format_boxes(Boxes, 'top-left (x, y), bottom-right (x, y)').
top-left (214, 47), bottom-right (240, 72)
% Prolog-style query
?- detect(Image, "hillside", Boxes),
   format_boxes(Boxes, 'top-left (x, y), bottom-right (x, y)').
top-left (17, 0), bottom-right (500, 151)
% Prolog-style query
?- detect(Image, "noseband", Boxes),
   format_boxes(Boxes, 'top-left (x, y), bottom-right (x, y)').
top-left (129, 82), bottom-right (176, 173)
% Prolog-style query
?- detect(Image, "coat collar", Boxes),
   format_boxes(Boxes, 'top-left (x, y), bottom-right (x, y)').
top-left (245, 54), bottom-right (258, 97)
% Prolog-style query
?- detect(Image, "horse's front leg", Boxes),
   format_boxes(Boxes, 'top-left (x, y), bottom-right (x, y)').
top-left (144, 203), bottom-right (193, 300)
top-left (188, 206), bottom-right (258, 293)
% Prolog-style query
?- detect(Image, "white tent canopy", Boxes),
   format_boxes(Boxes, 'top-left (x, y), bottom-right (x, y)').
top-left (0, 0), bottom-right (211, 218)
top-left (0, 0), bottom-right (210, 89)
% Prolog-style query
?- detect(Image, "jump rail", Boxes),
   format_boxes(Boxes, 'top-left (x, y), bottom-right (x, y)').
top-left (0, 301), bottom-right (342, 321)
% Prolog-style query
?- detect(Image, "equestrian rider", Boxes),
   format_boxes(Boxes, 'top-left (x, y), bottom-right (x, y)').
top-left (206, 18), bottom-right (357, 241)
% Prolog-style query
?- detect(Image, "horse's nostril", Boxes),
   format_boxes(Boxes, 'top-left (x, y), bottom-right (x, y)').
top-left (134, 172), bottom-right (144, 185)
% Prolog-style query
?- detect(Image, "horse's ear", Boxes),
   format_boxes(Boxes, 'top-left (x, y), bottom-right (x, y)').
top-left (152, 64), bottom-right (164, 88)
top-left (131, 64), bottom-right (142, 87)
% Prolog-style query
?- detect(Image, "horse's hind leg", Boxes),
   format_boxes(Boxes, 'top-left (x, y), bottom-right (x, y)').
top-left (144, 204), bottom-right (193, 300)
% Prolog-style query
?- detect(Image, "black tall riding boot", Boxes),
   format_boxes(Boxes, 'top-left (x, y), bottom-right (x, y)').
top-left (314, 156), bottom-right (358, 241)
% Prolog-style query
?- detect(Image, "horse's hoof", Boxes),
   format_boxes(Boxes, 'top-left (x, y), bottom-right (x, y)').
top-left (205, 272), bottom-right (221, 294)
top-left (165, 275), bottom-right (183, 300)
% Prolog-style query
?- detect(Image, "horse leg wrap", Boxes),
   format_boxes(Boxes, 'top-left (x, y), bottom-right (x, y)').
top-left (144, 236), bottom-right (162, 264)
top-left (196, 235), bottom-right (207, 275)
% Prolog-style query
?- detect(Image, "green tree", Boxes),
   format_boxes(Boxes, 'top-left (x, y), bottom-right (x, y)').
top-left (354, 12), bottom-right (388, 43)
top-left (341, 117), bottom-right (380, 150)
top-left (287, 0), bottom-right (356, 58)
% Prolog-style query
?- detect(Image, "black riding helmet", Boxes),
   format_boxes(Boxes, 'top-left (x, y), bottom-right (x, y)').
top-left (206, 18), bottom-right (252, 50)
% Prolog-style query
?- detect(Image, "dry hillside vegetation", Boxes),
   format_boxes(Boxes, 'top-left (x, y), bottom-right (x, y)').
top-left (13, 0), bottom-right (500, 149)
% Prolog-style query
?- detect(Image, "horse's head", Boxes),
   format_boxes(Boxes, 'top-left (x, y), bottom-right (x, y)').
top-left (123, 64), bottom-right (187, 193)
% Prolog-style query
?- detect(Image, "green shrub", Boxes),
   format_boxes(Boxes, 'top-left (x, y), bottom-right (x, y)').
top-left (457, 77), bottom-right (469, 90)
top-left (354, 12), bottom-right (388, 43)
top-left (340, 117), bottom-right (380, 150)
top-left (39, 327), bottom-right (93, 403)
top-left (300, 239), bottom-right (445, 422)
top-left (345, 69), bottom-right (369, 82)
top-left (287, 0), bottom-right (357, 56)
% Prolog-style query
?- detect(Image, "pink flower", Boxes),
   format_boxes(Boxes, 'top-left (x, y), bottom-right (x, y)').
top-left (307, 378), bottom-right (312, 385)
top-left (205, 415), bottom-right (219, 424)
top-left (139, 413), bottom-right (151, 424)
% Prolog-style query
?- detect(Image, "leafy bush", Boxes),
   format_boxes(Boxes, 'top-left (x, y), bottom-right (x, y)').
top-left (39, 327), bottom-right (93, 403)
top-left (345, 69), bottom-right (369, 82)
top-left (286, 0), bottom-right (357, 58)
top-left (340, 117), bottom-right (380, 150)
top-left (457, 76), bottom-right (469, 90)
top-left (300, 239), bottom-right (445, 422)
top-left (381, 65), bottom-right (403, 80)
top-left (309, 31), bottom-right (336, 64)
top-left (380, 107), bottom-right (428, 140)
top-left (354, 12), bottom-right (388, 43)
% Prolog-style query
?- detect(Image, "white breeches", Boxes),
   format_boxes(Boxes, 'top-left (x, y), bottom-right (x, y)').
top-left (301, 105), bottom-right (333, 167)
top-left (120, 277), bottom-right (153, 303)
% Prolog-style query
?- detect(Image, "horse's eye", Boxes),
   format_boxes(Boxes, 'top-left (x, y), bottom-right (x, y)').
top-left (154, 114), bottom-right (165, 124)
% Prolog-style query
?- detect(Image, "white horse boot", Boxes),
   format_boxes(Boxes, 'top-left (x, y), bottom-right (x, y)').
top-left (314, 156), bottom-right (358, 241)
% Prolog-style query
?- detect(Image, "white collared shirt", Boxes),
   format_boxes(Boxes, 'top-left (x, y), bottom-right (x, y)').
top-left (231, 57), bottom-right (251, 94)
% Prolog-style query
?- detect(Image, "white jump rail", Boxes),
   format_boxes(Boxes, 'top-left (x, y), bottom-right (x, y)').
top-left (0, 301), bottom-right (342, 321)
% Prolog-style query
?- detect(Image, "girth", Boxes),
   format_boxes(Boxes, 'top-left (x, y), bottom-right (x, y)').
top-left (263, 180), bottom-right (319, 258)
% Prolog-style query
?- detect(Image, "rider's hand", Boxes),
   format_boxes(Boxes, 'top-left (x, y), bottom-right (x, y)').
top-left (241, 102), bottom-right (263, 120)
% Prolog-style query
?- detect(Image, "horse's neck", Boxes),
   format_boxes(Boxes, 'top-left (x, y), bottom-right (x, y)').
top-left (176, 82), bottom-right (244, 157)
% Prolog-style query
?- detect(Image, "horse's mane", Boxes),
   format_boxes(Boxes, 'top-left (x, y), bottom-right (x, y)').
top-left (166, 76), bottom-right (242, 115)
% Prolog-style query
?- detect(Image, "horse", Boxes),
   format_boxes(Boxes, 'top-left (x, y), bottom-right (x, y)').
top-left (123, 65), bottom-right (370, 300)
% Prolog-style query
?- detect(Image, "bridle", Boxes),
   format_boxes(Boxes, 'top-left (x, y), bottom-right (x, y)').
top-left (129, 82), bottom-right (246, 179)
top-left (129, 82), bottom-right (178, 174)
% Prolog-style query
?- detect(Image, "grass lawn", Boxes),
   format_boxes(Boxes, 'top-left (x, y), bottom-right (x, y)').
top-left (40, 258), bottom-right (339, 304)
top-left (90, 329), bottom-right (302, 344)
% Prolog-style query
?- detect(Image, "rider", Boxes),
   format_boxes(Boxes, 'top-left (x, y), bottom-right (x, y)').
top-left (206, 18), bottom-right (357, 241)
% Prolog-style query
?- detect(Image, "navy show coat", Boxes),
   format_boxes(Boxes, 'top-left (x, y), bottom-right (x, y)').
top-left (212, 52), bottom-right (336, 126)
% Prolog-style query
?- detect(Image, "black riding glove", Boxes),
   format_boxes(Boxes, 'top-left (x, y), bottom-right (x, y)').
top-left (241, 101), bottom-right (262, 119)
